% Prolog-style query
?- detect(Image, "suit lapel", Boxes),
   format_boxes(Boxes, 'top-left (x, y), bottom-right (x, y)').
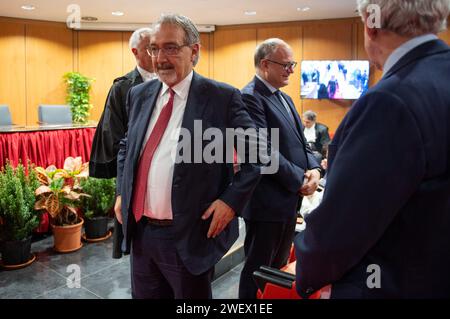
top-left (134, 81), bottom-right (162, 152)
top-left (180, 72), bottom-right (209, 135)
top-left (281, 92), bottom-right (304, 132)
top-left (255, 78), bottom-right (303, 143)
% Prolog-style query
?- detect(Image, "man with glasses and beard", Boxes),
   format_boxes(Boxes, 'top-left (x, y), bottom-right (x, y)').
top-left (114, 14), bottom-right (260, 299)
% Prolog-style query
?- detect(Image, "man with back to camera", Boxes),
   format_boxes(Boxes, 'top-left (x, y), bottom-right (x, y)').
top-left (114, 14), bottom-right (261, 298)
top-left (294, 0), bottom-right (450, 298)
top-left (89, 27), bottom-right (156, 258)
top-left (238, 38), bottom-right (320, 299)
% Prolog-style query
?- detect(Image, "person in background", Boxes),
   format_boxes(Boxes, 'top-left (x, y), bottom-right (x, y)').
top-left (295, 0), bottom-right (450, 298)
top-left (89, 27), bottom-right (156, 259)
top-left (239, 38), bottom-right (320, 299)
top-left (302, 110), bottom-right (331, 163)
top-left (115, 14), bottom-right (260, 299)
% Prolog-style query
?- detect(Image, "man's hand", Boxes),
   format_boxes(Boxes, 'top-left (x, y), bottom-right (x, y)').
top-left (202, 199), bottom-right (236, 238)
top-left (114, 195), bottom-right (123, 224)
top-left (299, 169), bottom-right (321, 196)
top-left (321, 158), bottom-right (328, 171)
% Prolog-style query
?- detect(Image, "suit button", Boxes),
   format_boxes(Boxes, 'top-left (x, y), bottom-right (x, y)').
top-left (173, 176), bottom-right (182, 184)
top-left (306, 287), bottom-right (315, 294)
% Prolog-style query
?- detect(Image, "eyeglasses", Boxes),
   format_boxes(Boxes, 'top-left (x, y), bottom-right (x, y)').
top-left (146, 44), bottom-right (191, 57)
top-left (266, 59), bottom-right (298, 71)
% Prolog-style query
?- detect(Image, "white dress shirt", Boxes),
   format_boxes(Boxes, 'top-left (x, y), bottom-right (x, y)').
top-left (137, 65), bottom-right (158, 82)
top-left (141, 71), bottom-right (193, 220)
top-left (304, 123), bottom-right (316, 143)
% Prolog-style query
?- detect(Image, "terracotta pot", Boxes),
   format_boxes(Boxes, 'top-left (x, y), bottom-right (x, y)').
top-left (51, 218), bottom-right (84, 253)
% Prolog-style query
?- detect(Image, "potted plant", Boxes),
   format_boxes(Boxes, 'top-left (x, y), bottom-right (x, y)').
top-left (0, 162), bottom-right (40, 268)
top-left (34, 156), bottom-right (89, 253)
top-left (63, 72), bottom-right (94, 124)
top-left (80, 177), bottom-right (116, 241)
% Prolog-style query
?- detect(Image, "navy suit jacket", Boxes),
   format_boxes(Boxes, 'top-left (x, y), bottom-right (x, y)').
top-left (117, 72), bottom-right (260, 275)
top-left (241, 77), bottom-right (319, 222)
top-left (295, 39), bottom-right (450, 298)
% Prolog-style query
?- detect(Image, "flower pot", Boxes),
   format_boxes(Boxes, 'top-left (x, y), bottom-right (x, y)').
top-left (0, 236), bottom-right (32, 266)
top-left (84, 216), bottom-right (109, 240)
top-left (51, 218), bottom-right (84, 253)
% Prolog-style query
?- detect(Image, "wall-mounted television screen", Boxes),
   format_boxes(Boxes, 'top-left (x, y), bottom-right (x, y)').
top-left (301, 60), bottom-right (370, 100)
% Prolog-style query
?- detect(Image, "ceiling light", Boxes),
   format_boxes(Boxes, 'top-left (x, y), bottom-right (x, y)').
top-left (244, 11), bottom-right (257, 16)
top-left (21, 5), bottom-right (35, 10)
top-left (81, 16), bottom-right (98, 21)
top-left (297, 7), bottom-right (310, 12)
top-left (112, 11), bottom-right (124, 16)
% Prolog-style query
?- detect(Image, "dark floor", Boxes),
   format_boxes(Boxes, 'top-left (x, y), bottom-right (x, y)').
top-left (0, 222), bottom-right (244, 299)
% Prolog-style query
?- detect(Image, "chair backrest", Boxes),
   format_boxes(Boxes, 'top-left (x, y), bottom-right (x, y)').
top-left (0, 105), bottom-right (12, 126)
top-left (38, 105), bottom-right (72, 125)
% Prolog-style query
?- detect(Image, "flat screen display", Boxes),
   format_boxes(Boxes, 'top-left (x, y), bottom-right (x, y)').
top-left (301, 60), bottom-right (370, 100)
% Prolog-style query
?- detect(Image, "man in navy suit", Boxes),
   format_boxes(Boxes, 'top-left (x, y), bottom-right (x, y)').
top-left (115, 14), bottom-right (260, 298)
top-left (239, 38), bottom-right (320, 299)
top-left (295, 0), bottom-right (450, 298)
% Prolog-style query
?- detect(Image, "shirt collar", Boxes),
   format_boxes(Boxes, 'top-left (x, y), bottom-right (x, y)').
top-left (137, 65), bottom-right (157, 82)
top-left (256, 74), bottom-right (278, 94)
top-left (383, 34), bottom-right (438, 76)
top-left (160, 71), bottom-right (194, 101)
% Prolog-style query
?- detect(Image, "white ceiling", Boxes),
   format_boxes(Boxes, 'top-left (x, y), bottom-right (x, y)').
top-left (0, 0), bottom-right (360, 26)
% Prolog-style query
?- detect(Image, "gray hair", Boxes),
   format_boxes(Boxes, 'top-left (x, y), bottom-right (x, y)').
top-left (357, 0), bottom-right (450, 37)
top-left (254, 38), bottom-right (289, 68)
top-left (129, 27), bottom-right (152, 50)
top-left (303, 110), bottom-right (317, 122)
top-left (154, 14), bottom-right (201, 66)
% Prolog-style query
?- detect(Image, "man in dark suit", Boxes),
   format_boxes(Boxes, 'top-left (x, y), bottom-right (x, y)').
top-left (238, 38), bottom-right (320, 299)
top-left (89, 28), bottom-right (156, 259)
top-left (302, 110), bottom-right (331, 162)
top-left (115, 14), bottom-right (260, 299)
top-left (295, 0), bottom-right (450, 298)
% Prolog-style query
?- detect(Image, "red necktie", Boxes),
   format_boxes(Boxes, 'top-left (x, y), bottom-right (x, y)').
top-left (132, 88), bottom-right (175, 222)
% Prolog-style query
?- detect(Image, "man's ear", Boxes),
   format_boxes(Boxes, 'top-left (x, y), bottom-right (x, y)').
top-left (259, 59), bottom-right (268, 71)
top-left (131, 48), bottom-right (138, 57)
top-left (365, 21), bottom-right (378, 40)
top-left (191, 43), bottom-right (200, 62)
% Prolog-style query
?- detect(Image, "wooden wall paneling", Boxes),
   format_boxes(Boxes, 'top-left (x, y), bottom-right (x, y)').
top-left (439, 28), bottom-right (450, 44)
top-left (257, 25), bottom-right (303, 115)
top-left (0, 21), bottom-right (26, 125)
top-left (25, 24), bottom-right (74, 126)
top-left (195, 33), bottom-right (211, 77)
top-left (302, 21), bottom-right (354, 132)
top-left (78, 31), bottom-right (123, 122)
top-left (122, 31), bottom-right (135, 73)
top-left (213, 27), bottom-right (257, 89)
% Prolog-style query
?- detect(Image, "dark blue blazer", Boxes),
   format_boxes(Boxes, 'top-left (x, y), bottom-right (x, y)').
top-left (241, 77), bottom-right (319, 222)
top-left (295, 40), bottom-right (450, 298)
top-left (116, 72), bottom-right (260, 275)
